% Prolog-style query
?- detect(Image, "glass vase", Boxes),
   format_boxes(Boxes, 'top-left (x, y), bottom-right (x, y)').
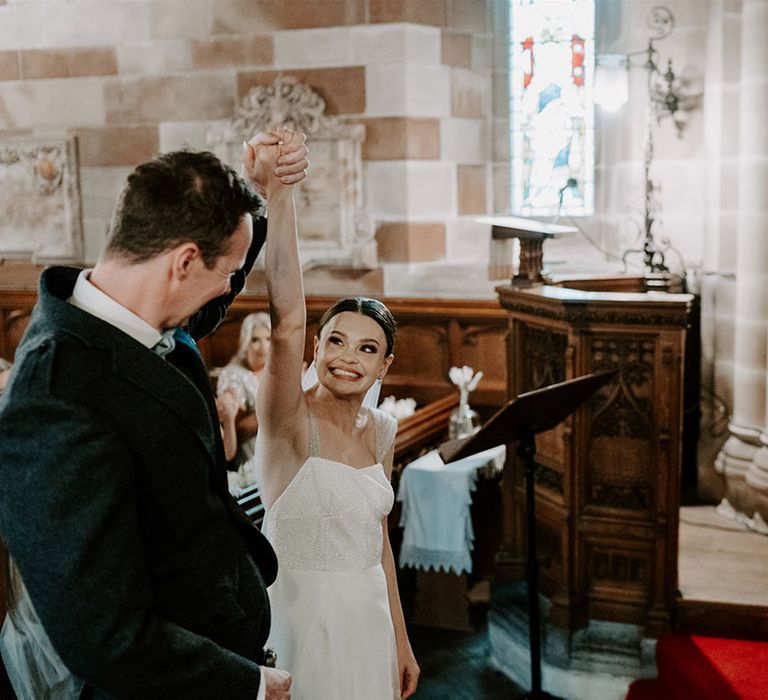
top-left (449, 387), bottom-right (481, 441)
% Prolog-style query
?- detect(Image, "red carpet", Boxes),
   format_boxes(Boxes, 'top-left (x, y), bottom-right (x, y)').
top-left (626, 634), bottom-right (768, 700)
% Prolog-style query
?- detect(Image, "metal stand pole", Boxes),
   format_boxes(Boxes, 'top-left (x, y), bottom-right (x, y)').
top-left (519, 433), bottom-right (565, 700)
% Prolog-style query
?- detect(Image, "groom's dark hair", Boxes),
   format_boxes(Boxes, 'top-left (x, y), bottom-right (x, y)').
top-left (104, 150), bottom-right (263, 268)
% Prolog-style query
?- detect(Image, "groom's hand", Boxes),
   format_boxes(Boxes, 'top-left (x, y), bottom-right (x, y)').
top-left (261, 666), bottom-right (292, 699)
top-left (242, 129), bottom-right (309, 197)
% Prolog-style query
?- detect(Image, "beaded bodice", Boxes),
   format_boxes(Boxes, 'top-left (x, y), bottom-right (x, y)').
top-left (262, 408), bottom-right (396, 572)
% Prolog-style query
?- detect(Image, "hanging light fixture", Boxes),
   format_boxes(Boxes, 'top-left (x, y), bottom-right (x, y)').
top-left (593, 6), bottom-right (702, 275)
top-left (593, 53), bottom-right (629, 112)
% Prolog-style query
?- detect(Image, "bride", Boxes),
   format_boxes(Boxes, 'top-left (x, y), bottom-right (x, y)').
top-left (246, 127), bottom-right (420, 700)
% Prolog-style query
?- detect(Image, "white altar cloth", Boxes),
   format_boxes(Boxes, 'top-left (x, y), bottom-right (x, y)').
top-left (397, 445), bottom-right (505, 575)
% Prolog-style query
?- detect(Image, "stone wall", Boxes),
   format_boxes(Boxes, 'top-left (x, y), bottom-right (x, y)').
top-left (0, 0), bottom-right (495, 297)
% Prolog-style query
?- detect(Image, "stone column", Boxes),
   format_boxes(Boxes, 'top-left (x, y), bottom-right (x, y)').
top-left (742, 0), bottom-right (768, 526)
top-left (716, 0), bottom-right (768, 526)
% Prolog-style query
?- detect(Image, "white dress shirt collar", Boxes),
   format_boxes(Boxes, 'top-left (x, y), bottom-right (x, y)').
top-left (69, 269), bottom-right (163, 350)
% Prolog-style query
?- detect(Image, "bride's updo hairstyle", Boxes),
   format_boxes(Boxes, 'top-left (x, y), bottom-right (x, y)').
top-left (316, 297), bottom-right (396, 356)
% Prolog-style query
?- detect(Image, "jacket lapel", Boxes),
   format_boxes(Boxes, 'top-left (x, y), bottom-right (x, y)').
top-left (35, 267), bottom-right (219, 466)
top-left (110, 337), bottom-right (219, 466)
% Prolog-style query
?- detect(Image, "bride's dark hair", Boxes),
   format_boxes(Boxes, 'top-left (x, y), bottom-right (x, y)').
top-left (317, 297), bottom-right (396, 356)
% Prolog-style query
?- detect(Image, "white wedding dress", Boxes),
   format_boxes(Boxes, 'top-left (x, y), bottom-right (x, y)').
top-left (261, 407), bottom-right (400, 700)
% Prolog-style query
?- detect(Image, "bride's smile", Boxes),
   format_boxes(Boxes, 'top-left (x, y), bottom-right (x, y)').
top-left (330, 367), bottom-right (363, 380)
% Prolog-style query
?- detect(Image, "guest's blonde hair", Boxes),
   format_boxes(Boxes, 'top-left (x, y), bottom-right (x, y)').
top-left (232, 312), bottom-right (271, 367)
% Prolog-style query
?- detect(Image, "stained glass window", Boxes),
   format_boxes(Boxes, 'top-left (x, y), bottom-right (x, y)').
top-left (510, 0), bottom-right (595, 216)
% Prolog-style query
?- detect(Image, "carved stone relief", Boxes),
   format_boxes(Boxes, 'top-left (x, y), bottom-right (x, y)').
top-left (206, 76), bottom-right (376, 269)
top-left (0, 137), bottom-right (83, 263)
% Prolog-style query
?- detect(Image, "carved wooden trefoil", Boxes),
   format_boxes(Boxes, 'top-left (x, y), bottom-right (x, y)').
top-left (523, 325), bottom-right (567, 391)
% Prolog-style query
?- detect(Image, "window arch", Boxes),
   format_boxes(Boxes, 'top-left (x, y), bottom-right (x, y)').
top-left (510, 0), bottom-right (595, 216)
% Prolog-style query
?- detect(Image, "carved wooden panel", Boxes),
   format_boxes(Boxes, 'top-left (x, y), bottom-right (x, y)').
top-left (523, 325), bottom-right (567, 392)
top-left (587, 543), bottom-right (651, 595)
top-left (498, 280), bottom-right (692, 636)
top-left (205, 295), bottom-right (509, 410)
top-left (585, 336), bottom-right (656, 513)
top-left (537, 521), bottom-right (564, 574)
top-left (0, 289), bottom-right (508, 413)
top-left (521, 324), bottom-right (569, 469)
top-left (534, 460), bottom-right (565, 496)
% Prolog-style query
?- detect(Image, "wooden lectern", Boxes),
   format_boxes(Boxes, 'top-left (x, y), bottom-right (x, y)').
top-left (478, 215), bottom-right (576, 286)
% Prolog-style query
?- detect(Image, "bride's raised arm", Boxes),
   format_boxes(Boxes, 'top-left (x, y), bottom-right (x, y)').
top-left (246, 128), bottom-right (308, 444)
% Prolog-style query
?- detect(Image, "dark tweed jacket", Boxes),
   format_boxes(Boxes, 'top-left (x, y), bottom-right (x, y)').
top-left (0, 218), bottom-right (277, 698)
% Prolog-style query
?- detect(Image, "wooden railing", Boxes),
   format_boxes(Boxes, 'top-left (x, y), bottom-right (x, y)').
top-left (394, 394), bottom-right (457, 465)
top-left (0, 281), bottom-right (508, 412)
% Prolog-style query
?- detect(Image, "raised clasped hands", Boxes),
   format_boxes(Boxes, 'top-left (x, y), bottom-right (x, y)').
top-left (241, 127), bottom-right (309, 199)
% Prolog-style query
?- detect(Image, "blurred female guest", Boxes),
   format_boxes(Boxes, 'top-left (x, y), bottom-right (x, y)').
top-left (217, 312), bottom-right (271, 493)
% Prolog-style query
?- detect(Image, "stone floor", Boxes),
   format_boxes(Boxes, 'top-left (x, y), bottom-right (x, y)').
top-left (408, 623), bottom-right (525, 699)
top-left (405, 504), bottom-right (768, 699)
top-left (678, 505), bottom-right (768, 605)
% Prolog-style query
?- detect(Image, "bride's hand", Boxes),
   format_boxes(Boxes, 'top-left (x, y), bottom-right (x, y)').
top-left (272, 126), bottom-right (309, 185)
top-left (398, 647), bottom-right (420, 699)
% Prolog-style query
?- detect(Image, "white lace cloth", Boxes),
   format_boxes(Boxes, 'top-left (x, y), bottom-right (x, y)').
top-left (397, 445), bottom-right (506, 575)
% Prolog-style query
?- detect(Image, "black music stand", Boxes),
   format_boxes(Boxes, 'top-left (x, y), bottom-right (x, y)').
top-left (439, 370), bottom-right (618, 700)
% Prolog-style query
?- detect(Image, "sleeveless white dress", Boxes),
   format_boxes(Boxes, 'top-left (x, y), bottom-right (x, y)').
top-left (261, 407), bottom-right (400, 700)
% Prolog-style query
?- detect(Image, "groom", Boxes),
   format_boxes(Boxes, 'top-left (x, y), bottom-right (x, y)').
top-left (0, 133), bottom-right (306, 699)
